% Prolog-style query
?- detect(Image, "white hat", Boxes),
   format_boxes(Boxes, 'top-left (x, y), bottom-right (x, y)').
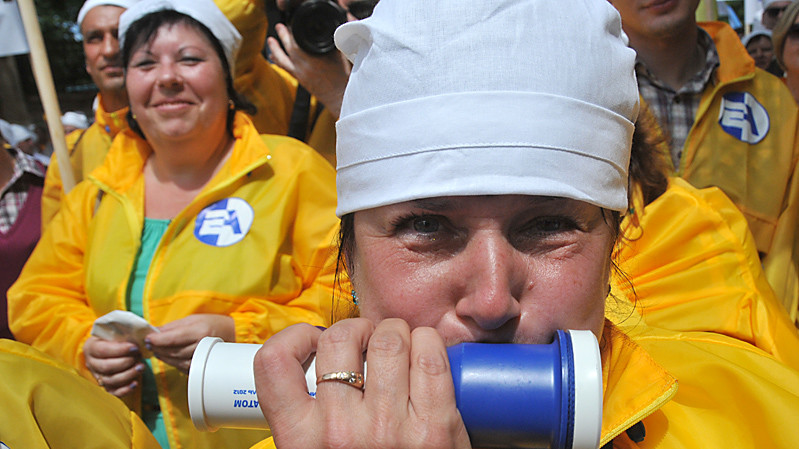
top-left (77, 0), bottom-right (139, 28)
top-left (0, 119), bottom-right (36, 147)
top-left (61, 111), bottom-right (90, 130)
top-left (742, 29), bottom-right (772, 47)
top-left (333, 0), bottom-right (639, 216)
top-left (118, 0), bottom-right (241, 78)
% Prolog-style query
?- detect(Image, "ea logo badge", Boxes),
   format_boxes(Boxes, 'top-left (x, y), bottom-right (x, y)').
top-left (194, 198), bottom-right (254, 247)
top-left (718, 92), bottom-right (770, 144)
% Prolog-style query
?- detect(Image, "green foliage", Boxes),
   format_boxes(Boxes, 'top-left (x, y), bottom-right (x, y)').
top-left (25, 0), bottom-right (93, 92)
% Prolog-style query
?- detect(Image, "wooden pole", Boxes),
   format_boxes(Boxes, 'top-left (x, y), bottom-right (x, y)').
top-left (16, 0), bottom-right (75, 192)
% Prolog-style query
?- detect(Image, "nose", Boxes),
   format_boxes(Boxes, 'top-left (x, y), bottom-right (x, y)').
top-left (455, 231), bottom-right (524, 332)
top-left (156, 61), bottom-right (183, 89)
top-left (100, 33), bottom-right (119, 58)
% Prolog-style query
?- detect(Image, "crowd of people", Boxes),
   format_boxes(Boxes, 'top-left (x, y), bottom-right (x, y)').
top-left (1, 0), bottom-right (799, 448)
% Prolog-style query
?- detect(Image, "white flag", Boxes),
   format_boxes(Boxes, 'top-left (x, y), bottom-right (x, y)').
top-left (0, 0), bottom-right (29, 57)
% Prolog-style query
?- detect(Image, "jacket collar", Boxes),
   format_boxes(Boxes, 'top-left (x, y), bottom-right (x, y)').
top-left (699, 21), bottom-right (756, 84)
top-left (94, 93), bottom-right (130, 138)
top-left (91, 111), bottom-right (271, 193)
top-left (599, 320), bottom-right (678, 446)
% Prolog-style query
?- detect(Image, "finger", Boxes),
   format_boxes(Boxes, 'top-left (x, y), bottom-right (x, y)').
top-left (267, 35), bottom-right (296, 75)
top-left (152, 354), bottom-right (191, 374)
top-left (107, 378), bottom-right (140, 398)
top-left (314, 318), bottom-right (373, 400)
top-left (86, 338), bottom-right (139, 358)
top-left (363, 319), bottom-right (412, 427)
top-left (146, 327), bottom-right (197, 350)
top-left (254, 323), bottom-right (322, 438)
top-left (406, 327), bottom-right (468, 446)
top-left (98, 364), bottom-right (143, 391)
top-left (88, 354), bottom-right (140, 376)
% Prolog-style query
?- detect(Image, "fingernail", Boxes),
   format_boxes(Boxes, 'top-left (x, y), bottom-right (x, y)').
top-left (135, 364), bottom-right (144, 373)
top-left (129, 346), bottom-right (139, 353)
top-left (129, 381), bottom-right (138, 389)
top-left (315, 326), bottom-right (327, 331)
top-left (144, 340), bottom-right (152, 351)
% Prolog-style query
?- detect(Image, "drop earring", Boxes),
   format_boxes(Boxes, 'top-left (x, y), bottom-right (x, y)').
top-left (351, 290), bottom-right (359, 306)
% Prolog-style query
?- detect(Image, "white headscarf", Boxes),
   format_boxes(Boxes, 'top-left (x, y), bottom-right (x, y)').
top-left (77, 0), bottom-right (139, 28)
top-left (118, 0), bottom-right (241, 78)
top-left (333, 0), bottom-right (639, 216)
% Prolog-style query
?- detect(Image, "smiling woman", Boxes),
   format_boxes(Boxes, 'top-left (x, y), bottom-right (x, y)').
top-left (7, 1), bottom-right (340, 448)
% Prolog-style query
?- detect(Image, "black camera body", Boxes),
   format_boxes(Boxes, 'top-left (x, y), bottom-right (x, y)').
top-left (285, 0), bottom-right (347, 55)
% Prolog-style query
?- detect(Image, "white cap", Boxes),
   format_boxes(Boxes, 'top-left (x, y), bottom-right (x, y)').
top-left (61, 111), bottom-right (90, 130)
top-left (118, 0), bottom-right (241, 78)
top-left (742, 29), bottom-right (772, 47)
top-left (77, 0), bottom-right (139, 28)
top-left (0, 119), bottom-right (36, 147)
top-left (333, 0), bottom-right (638, 217)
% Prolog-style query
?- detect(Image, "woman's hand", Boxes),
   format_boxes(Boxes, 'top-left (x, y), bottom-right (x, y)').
top-left (254, 318), bottom-right (472, 448)
top-left (146, 314), bottom-right (235, 374)
top-left (84, 336), bottom-right (144, 397)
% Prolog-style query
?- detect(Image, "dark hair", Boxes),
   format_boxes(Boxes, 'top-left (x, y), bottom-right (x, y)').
top-left (628, 104), bottom-right (670, 207)
top-left (121, 10), bottom-right (256, 139)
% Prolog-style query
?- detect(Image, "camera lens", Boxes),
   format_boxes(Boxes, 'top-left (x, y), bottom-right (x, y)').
top-left (290, 0), bottom-right (347, 55)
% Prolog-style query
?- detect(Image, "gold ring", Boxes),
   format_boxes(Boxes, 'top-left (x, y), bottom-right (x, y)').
top-left (316, 371), bottom-right (365, 390)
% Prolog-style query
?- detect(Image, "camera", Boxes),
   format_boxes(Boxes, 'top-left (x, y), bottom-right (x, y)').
top-left (284, 0), bottom-right (347, 55)
top-left (188, 330), bottom-right (602, 449)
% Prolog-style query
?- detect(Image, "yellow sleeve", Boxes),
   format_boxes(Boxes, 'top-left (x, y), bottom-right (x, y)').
top-left (0, 339), bottom-right (161, 448)
top-left (8, 180), bottom-right (100, 379)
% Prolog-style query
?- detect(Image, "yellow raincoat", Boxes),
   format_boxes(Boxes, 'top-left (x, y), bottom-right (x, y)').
top-left (8, 112), bottom-right (340, 449)
top-left (612, 177), bottom-right (799, 370)
top-left (214, 0), bottom-right (337, 165)
top-left (0, 339), bottom-right (160, 449)
top-left (41, 95), bottom-right (129, 228)
top-left (678, 22), bottom-right (799, 324)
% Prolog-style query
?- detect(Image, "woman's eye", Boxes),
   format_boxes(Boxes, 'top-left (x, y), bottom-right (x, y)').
top-left (412, 217), bottom-right (440, 233)
top-left (131, 58), bottom-right (154, 68)
top-left (526, 216), bottom-right (577, 235)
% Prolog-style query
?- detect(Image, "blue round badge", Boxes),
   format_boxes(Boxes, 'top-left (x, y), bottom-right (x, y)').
top-left (194, 198), bottom-right (254, 247)
top-left (718, 92), bottom-right (770, 144)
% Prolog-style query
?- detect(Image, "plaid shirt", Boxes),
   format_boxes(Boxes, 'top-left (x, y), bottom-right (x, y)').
top-left (636, 28), bottom-right (720, 170)
top-left (0, 148), bottom-right (46, 234)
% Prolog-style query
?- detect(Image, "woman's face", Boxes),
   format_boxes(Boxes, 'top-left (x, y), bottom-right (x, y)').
top-left (784, 18), bottom-right (799, 75)
top-left (747, 36), bottom-right (774, 70)
top-left (350, 195), bottom-right (614, 345)
top-left (125, 22), bottom-right (229, 144)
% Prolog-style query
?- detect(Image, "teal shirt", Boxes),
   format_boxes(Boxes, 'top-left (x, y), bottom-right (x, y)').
top-left (127, 217), bottom-right (170, 448)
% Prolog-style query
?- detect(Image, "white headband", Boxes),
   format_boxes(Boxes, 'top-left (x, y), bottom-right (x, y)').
top-left (333, 0), bottom-right (639, 216)
top-left (77, 0), bottom-right (139, 28)
top-left (118, 0), bottom-right (241, 78)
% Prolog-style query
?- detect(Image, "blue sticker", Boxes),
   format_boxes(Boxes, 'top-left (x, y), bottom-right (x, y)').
top-left (718, 92), bottom-right (770, 144)
top-left (1, 442), bottom-right (9, 449)
top-left (194, 198), bottom-right (254, 247)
